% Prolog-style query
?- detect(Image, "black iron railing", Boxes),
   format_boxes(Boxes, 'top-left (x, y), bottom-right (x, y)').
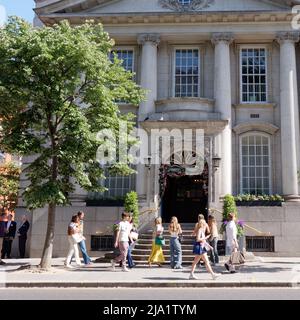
top-left (91, 235), bottom-right (114, 251)
top-left (246, 236), bottom-right (275, 252)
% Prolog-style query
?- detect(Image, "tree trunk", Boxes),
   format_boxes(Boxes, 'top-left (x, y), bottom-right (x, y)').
top-left (39, 203), bottom-right (56, 269)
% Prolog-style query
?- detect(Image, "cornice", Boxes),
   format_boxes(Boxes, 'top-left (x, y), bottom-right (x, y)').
top-left (37, 11), bottom-right (298, 26)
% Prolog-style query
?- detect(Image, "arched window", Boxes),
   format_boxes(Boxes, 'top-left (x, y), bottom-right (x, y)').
top-left (240, 133), bottom-right (271, 195)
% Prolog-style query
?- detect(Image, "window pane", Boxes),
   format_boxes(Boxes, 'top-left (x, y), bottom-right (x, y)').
top-left (175, 49), bottom-right (199, 97)
top-left (241, 134), bottom-right (271, 195)
top-left (240, 48), bottom-right (267, 102)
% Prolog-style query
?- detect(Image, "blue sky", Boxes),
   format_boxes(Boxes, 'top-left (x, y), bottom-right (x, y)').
top-left (0, 0), bottom-right (35, 24)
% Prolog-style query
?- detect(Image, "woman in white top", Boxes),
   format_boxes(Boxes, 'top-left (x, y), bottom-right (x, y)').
top-left (65, 215), bottom-right (82, 268)
top-left (148, 217), bottom-right (165, 267)
top-left (168, 216), bottom-right (183, 269)
top-left (189, 217), bottom-right (221, 280)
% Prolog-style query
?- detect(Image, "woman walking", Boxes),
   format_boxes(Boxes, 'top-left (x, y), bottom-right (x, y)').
top-left (189, 217), bottom-right (221, 280)
top-left (208, 215), bottom-right (219, 265)
top-left (65, 215), bottom-right (83, 268)
top-left (127, 214), bottom-right (138, 269)
top-left (148, 217), bottom-right (165, 267)
top-left (224, 212), bottom-right (239, 273)
top-left (168, 216), bottom-right (183, 269)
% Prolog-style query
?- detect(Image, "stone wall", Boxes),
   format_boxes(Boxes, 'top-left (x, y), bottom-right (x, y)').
top-left (236, 203), bottom-right (300, 256)
top-left (12, 206), bottom-right (124, 259)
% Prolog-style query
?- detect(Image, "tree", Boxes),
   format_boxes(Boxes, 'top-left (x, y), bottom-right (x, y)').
top-left (0, 162), bottom-right (21, 214)
top-left (124, 191), bottom-right (139, 226)
top-left (0, 17), bottom-right (144, 269)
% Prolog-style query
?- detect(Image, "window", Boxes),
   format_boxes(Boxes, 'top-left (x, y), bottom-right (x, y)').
top-left (88, 166), bottom-right (136, 200)
top-left (0, 151), bottom-right (5, 164)
top-left (110, 49), bottom-right (134, 72)
top-left (174, 49), bottom-right (200, 98)
top-left (240, 134), bottom-right (271, 195)
top-left (178, 0), bottom-right (192, 4)
top-left (240, 48), bottom-right (267, 103)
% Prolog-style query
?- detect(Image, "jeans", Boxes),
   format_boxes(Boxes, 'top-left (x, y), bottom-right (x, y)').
top-left (170, 237), bottom-right (182, 268)
top-left (127, 242), bottom-right (136, 268)
top-left (78, 239), bottom-right (92, 264)
top-left (209, 237), bottom-right (219, 264)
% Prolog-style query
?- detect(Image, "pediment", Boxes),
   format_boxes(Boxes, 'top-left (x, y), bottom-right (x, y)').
top-left (36, 0), bottom-right (299, 15)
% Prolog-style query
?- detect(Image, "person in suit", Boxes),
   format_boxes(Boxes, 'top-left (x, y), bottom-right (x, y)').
top-left (1, 214), bottom-right (17, 259)
top-left (0, 213), bottom-right (6, 265)
top-left (17, 215), bottom-right (30, 258)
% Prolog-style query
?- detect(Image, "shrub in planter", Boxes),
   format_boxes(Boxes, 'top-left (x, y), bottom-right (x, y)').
top-left (124, 191), bottom-right (139, 226)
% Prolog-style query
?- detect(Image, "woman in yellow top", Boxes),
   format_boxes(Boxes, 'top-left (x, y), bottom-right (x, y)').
top-left (148, 217), bottom-right (165, 267)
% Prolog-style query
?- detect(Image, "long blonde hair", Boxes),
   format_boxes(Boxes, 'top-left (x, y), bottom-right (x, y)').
top-left (196, 217), bottom-right (206, 231)
top-left (155, 217), bottom-right (162, 225)
top-left (169, 216), bottom-right (180, 232)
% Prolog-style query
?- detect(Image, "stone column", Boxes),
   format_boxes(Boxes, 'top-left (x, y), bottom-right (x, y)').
top-left (137, 34), bottom-right (160, 121)
top-left (276, 32), bottom-right (300, 199)
top-left (136, 34), bottom-right (160, 201)
top-left (212, 33), bottom-right (234, 197)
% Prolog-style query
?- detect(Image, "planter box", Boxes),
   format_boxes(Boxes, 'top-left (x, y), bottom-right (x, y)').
top-left (86, 199), bottom-right (124, 207)
top-left (236, 200), bottom-right (282, 207)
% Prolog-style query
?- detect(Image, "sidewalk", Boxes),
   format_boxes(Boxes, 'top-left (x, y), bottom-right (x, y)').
top-left (1, 257), bottom-right (300, 288)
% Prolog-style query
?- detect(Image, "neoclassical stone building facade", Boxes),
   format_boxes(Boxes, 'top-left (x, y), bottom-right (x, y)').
top-left (18, 0), bottom-right (300, 257)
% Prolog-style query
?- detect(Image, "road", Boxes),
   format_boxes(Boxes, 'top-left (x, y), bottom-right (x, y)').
top-left (1, 288), bottom-right (300, 300)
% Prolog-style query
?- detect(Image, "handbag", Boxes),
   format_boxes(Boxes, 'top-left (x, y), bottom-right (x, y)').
top-left (131, 231), bottom-right (139, 241)
top-left (229, 251), bottom-right (245, 265)
top-left (203, 241), bottom-right (213, 252)
top-left (178, 234), bottom-right (183, 244)
top-left (71, 233), bottom-right (84, 244)
top-left (155, 235), bottom-right (165, 246)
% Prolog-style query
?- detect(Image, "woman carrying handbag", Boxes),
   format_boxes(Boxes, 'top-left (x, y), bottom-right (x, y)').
top-left (64, 215), bottom-right (83, 268)
top-left (148, 217), bottom-right (165, 267)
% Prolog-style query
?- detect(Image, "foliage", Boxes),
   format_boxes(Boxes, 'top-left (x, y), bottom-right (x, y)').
top-left (234, 194), bottom-right (284, 202)
top-left (0, 162), bottom-right (21, 213)
top-left (124, 191), bottom-right (139, 226)
top-left (0, 17), bottom-right (144, 267)
top-left (220, 194), bottom-right (244, 237)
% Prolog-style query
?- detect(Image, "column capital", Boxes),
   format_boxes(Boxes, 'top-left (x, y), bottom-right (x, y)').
top-left (137, 33), bottom-right (161, 46)
top-left (211, 33), bottom-right (234, 45)
top-left (276, 31), bottom-right (300, 44)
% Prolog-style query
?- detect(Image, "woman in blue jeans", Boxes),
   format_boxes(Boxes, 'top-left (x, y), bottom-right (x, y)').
top-left (168, 216), bottom-right (183, 269)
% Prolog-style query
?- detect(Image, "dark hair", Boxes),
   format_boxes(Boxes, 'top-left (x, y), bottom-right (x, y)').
top-left (77, 211), bottom-right (84, 217)
top-left (71, 215), bottom-right (79, 223)
top-left (122, 212), bottom-right (130, 219)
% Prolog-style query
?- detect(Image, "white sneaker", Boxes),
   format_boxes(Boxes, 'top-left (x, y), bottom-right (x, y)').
top-left (122, 267), bottom-right (129, 272)
top-left (111, 259), bottom-right (115, 271)
top-left (212, 273), bottom-right (221, 280)
top-left (65, 264), bottom-right (74, 269)
top-left (189, 273), bottom-right (198, 280)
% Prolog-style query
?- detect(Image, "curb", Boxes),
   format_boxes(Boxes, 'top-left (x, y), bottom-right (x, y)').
top-left (4, 281), bottom-right (299, 288)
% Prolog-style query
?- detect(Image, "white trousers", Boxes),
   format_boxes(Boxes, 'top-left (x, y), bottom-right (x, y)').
top-left (65, 236), bottom-right (81, 266)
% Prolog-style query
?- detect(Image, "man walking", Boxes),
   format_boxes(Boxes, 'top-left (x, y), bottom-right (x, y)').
top-left (1, 214), bottom-right (17, 259)
top-left (0, 214), bottom-right (6, 265)
top-left (17, 215), bottom-right (30, 258)
top-left (77, 211), bottom-right (93, 266)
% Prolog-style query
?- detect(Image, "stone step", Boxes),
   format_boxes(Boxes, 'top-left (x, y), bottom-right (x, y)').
top-left (133, 249), bottom-right (194, 255)
top-left (134, 244), bottom-right (194, 250)
top-left (132, 254), bottom-right (196, 261)
top-left (138, 234), bottom-right (195, 240)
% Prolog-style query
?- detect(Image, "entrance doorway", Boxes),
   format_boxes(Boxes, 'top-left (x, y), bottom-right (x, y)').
top-left (161, 163), bottom-right (209, 223)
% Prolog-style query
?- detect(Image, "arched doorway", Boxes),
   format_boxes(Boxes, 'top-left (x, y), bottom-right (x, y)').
top-left (160, 162), bottom-right (209, 223)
